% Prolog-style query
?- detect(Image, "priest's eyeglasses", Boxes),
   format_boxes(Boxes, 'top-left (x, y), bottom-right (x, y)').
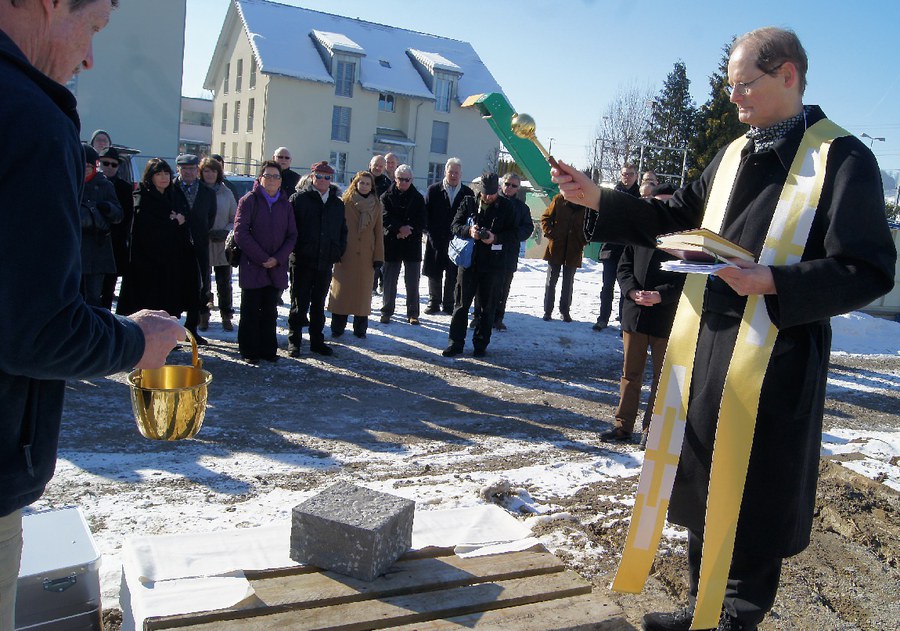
top-left (726, 63), bottom-right (784, 97)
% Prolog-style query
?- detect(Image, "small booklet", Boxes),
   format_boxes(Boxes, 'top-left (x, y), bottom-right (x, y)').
top-left (656, 229), bottom-right (753, 265)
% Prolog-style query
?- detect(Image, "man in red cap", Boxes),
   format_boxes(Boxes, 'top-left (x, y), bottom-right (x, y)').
top-left (287, 161), bottom-right (347, 356)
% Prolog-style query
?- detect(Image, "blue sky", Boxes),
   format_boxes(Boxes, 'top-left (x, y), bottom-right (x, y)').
top-left (182, 0), bottom-right (900, 179)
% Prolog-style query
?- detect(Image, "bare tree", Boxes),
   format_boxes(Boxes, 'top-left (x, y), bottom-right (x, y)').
top-left (483, 144), bottom-right (501, 173)
top-left (587, 83), bottom-right (655, 184)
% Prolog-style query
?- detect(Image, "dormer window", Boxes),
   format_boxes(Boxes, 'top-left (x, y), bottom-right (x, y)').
top-left (434, 75), bottom-right (451, 113)
top-left (335, 59), bottom-right (355, 97)
top-left (379, 59), bottom-right (391, 68)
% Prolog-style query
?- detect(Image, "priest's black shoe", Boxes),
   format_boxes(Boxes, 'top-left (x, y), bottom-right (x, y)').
top-left (642, 605), bottom-right (698, 631)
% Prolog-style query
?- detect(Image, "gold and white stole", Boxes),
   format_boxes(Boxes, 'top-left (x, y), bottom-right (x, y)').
top-left (610, 118), bottom-right (848, 630)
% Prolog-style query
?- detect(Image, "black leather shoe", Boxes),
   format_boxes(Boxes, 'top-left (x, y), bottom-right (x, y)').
top-left (473, 348), bottom-right (487, 358)
top-left (379, 314), bottom-right (391, 324)
top-left (424, 305), bottom-right (439, 315)
top-left (442, 344), bottom-right (463, 357)
top-left (288, 346), bottom-right (301, 358)
top-left (562, 313), bottom-right (573, 322)
top-left (494, 321), bottom-right (507, 331)
top-left (310, 343), bottom-right (334, 356)
top-left (542, 313), bottom-right (552, 321)
top-left (592, 321), bottom-right (608, 331)
top-left (642, 605), bottom-right (698, 631)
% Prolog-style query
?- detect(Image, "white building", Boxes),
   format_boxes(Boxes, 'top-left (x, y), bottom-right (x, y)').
top-left (179, 96), bottom-right (213, 157)
top-left (204, 0), bottom-right (506, 185)
top-left (73, 0), bottom-right (185, 164)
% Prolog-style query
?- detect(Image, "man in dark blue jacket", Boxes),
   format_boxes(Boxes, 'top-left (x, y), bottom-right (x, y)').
top-left (0, 3), bottom-right (183, 625)
top-left (443, 173), bottom-right (517, 358)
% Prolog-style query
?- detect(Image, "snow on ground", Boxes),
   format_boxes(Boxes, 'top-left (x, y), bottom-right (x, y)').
top-left (30, 259), bottom-right (900, 611)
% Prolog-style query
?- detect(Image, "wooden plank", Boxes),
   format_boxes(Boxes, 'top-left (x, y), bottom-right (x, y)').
top-left (388, 592), bottom-right (630, 630)
top-left (251, 548), bottom-right (567, 607)
top-left (151, 570), bottom-right (592, 630)
top-left (146, 548), bottom-right (566, 629)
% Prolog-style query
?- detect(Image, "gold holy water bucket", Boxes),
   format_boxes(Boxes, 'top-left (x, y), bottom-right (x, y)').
top-left (127, 330), bottom-right (212, 440)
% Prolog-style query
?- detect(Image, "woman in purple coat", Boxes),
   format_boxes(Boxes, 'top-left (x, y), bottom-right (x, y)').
top-left (234, 161), bottom-right (297, 363)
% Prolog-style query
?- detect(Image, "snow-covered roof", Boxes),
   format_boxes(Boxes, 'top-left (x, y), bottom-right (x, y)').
top-left (310, 30), bottom-right (365, 56)
top-left (407, 49), bottom-right (462, 75)
top-left (220, 0), bottom-right (503, 101)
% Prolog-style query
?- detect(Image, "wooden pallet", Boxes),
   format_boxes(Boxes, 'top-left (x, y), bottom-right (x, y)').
top-left (144, 545), bottom-right (629, 630)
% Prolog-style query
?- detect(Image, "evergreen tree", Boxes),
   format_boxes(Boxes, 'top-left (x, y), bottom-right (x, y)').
top-left (643, 61), bottom-right (697, 184)
top-left (687, 41), bottom-right (746, 181)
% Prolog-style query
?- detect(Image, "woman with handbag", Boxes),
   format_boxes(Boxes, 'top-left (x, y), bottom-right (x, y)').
top-left (327, 171), bottom-right (385, 339)
top-left (200, 157), bottom-right (238, 331)
top-left (234, 161), bottom-right (297, 364)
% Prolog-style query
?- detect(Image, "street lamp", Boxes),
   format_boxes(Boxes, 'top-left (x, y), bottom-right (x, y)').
top-left (860, 132), bottom-right (886, 148)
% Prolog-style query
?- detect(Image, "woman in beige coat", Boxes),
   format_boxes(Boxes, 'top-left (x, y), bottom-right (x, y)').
top-left (328, 171), bottom-right (385, 338)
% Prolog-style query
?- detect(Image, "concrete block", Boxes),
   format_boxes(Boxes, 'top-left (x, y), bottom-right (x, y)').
top-left (290, 482), bottom-right (415, 581)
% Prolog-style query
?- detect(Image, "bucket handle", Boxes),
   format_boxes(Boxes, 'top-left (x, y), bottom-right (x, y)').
top-left (184, 329), bottom-right (203, 370)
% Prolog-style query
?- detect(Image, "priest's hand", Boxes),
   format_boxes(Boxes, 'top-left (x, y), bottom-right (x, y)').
top-left (715, 259), bottom-right (776, 296)
top-left (551, 160), bottom-right (601, 209)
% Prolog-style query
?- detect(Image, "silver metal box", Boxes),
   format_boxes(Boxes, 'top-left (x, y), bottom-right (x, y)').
top-left (16, 507), bottom-right (102, 630)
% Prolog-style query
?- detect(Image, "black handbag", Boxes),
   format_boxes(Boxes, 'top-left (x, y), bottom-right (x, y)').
top-left (224, 230), bottom-right (241, 267)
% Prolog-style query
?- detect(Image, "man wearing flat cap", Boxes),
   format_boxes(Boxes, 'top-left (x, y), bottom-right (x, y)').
top-left (442, 172), bottom-right (517, 358)
top-left (175, 153), bottom-right (217, 341)
top-left (287, 161), bottom-right (347, 357)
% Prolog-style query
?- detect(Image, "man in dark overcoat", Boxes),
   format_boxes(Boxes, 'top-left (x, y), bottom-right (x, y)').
top-left (97, 146), bottom-right (135, 310)
top-left (552, 27), bottom-right (896, 631)
top-left (287, 161), bottom-right (347, 356)
top-left (380, 164), bottom-right (426, 324)
top-left (442, 173), bottom-right (518, 358)
top-left (592, 163), bottom-right (639, 331)
top-left (174, 153), bottom-right (216, 342)
top-left (423, 157), bottom-right (474, 314)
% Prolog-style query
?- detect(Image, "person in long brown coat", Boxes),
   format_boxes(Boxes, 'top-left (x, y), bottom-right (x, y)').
top-left (540, 194), bottom-right (587, 321)
top-left (328, 171), bottom-right (385, 338)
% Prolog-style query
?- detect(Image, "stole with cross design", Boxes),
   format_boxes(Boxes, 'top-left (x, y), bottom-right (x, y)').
top-left (610, 118), bottom-right (849, 630)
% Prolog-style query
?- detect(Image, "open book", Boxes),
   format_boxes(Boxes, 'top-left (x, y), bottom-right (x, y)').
top-left (656, 229), bottom-right (754, 274)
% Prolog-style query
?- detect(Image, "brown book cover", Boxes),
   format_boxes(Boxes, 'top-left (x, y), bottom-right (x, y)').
top-left (656, 228), bottom-right (754, 263)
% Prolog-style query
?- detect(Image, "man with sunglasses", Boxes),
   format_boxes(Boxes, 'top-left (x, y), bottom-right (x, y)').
top-left (552, 27), bottom-right (895, 631)
top-left (287, 161), bottom-right (347, 357)
top-left (97, 145), bottom-right (135, 310)
top-left (472, 172), bottom-right (533, 331)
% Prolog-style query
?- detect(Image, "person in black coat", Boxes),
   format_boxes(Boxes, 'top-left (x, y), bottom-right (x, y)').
top-left (553, 27), bottom-right (896, 630)
top-left (442, 173), bottom-right (517, 358)
top-left (423, 158), bottom-right (474, 314)
top-left (79, 144), bottom-right (122, 307)
top-left (287, 161), bottom-right (348, 356)
top-left (380, 164), bottom-right (426, 324)
top-left (174, 153), bottom-right (216, 342)
top-left (97, 146), bottom-right (135, 311)
top-left (592, 163), bottom-right (639, 331)
top-left (274, 147), bottom-right (300, 196)
top-left (117, 158), bottom-right (200, 320)
top-left (601, 186), bottom-right (685, 446)
top-left (369, 155), bottom-right (391, 292)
